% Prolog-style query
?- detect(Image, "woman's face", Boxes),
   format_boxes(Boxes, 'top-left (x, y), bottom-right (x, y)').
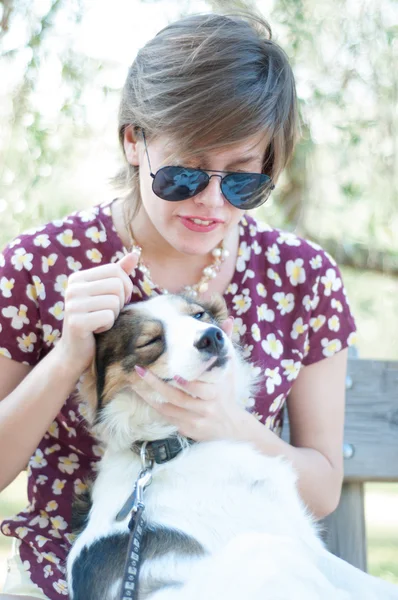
top-left (126, 130), bottom-right (270, 256)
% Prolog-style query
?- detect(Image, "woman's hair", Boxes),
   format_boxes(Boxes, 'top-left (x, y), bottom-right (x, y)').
top-left (117, 12), bottom-right (299, 210)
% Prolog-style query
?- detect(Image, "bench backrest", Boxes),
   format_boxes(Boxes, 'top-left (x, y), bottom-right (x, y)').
top-left (281, 357), bottom-right (398, 570)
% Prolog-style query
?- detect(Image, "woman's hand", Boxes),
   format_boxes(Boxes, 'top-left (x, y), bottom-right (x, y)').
top-left (56, 252), bottom-right (138, 374)
top-left (134, 317), bottom-right (250, 442)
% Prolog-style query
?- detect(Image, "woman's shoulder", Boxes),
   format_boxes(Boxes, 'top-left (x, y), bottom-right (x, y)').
top-left (1, 200), bottom-right (124, 272)
top-left (241, 213), bottom-right (340, 281)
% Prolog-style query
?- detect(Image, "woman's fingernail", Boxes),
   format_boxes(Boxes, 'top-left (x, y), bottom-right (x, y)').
top-left (174, 375), bottom-right (188, 386)
top-left (135, 365), bottom-right (146, 378)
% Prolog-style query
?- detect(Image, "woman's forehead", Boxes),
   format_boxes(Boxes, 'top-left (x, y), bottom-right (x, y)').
top-left (155, 131), bottom-right (270, 166)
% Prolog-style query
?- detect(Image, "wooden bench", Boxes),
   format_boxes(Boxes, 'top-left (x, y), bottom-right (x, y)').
top-left (282, 354), bottom-right (398, 571)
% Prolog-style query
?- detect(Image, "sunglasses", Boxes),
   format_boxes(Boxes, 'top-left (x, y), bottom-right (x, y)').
top-left (142, 131), bottom-right (275, 210)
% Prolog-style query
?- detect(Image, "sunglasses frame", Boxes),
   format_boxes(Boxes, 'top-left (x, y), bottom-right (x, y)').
top-left (141, 130), bottom-right (275, 210)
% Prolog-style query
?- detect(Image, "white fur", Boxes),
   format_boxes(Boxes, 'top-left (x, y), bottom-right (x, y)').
top-left (67, 295), bottom-right (398, 600)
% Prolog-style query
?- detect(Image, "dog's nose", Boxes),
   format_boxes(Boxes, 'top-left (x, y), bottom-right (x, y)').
top-left (195, 327), bottom-right (225, 355)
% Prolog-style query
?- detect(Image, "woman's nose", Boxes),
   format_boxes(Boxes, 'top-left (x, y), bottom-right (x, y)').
top-left (194, 174), bottom-right (225, 208)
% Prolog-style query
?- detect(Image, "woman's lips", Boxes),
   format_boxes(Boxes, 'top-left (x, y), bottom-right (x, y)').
top-left (178, 216), bottom-right (223, 233)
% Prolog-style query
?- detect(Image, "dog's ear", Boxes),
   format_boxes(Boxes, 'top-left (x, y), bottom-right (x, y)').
top-left (202, 293), bottom-right (229, 325)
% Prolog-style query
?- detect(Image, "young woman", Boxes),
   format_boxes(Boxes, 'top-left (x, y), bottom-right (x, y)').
top-left (0, 13), bottom-right (356, 599)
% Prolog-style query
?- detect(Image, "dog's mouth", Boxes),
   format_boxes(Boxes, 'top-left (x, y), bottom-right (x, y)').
top-left (172, 351), bottom-right (230, 383)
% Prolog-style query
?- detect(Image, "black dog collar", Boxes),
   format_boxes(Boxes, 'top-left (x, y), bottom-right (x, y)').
top-left (132, 437), bottom-right (194, 465)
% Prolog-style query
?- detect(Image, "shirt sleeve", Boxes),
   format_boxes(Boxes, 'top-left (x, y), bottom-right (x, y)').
top-left (302, 250), bottom-right (357, 366)
top-left (0, 238), bottom-right (43, 365)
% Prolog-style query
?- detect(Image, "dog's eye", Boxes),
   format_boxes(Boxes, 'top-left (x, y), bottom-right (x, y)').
top-left (193, 312), bottom-right (205, 320)
top-left (136, 336), bottom-right (163, 349)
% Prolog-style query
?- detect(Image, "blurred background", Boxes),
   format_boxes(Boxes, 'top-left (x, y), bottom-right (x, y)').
top-left (0, 0), bottom-right (397, 591)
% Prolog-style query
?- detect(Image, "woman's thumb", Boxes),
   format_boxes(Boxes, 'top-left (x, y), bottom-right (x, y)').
top-left (118, 251), bottom-right (139, 275)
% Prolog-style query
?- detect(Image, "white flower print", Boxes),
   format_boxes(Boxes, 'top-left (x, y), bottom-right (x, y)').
top-left (265, 367), bottom-right (282, 394)
top-left (43, 324), bottom-right (61, 346)
top-left (44, 564), bottom-right (54, 578)
top-left (242, 269), bottom-right (255, 284)
top-left (291, 317), bottom-right (308, 340)
top-left (251, 240), bottom-right (261, 254)
top-left (310, 314), bottom-right (326, 332)
top-left (53, 578), bottom-right (68, 595)
top-left (29, 449), bottom-right (48, 469)
top-left (35, 535), bottom-right (49, 548)
top-left (226, 282), bottom-right (238, 295)
top-left (17, 332), bottom-right (37, 352)
top-left (276, 231), bottom-right (301, 246)
top-left (321, 338), bottom-right (342, 357)
top-left (9, 238), bottom-right (21, 248)
top-left (310, 255), bottom-right (322, 269)
top-left (321, 268), bottom-right (342, 296)
top-left (2, 304), bottom-right (29, 329)
top-left (36, 475), bottom-right (48, 485)
top-left (286, 258), bottom-right (306, 286)
top-left (302, 295), bottom-right (312, 311)
top-left (242, 344), bottom-right (253, 359)
top-left (267, 268), bottom-right (282, 287)
top-left (26, 275), bottom-right (46, 304)
top-left (0, 253), bottom-right (4, 267)
top-left (49, 515), bottom-right (68, 538)
top-left (331, 298), bottom-right (343, 313)
top-left (257, 303), bottom-right (275, 322)
top-left (66, 256), bottom-right (82, 271)
top-left (328, 315), bottom-right (340, 332)
top-left (52, 479), bottom-right (67, 495)
top-left (232, 289), bottom-right (252, 315)
top-left (29, 511), bottom-right (49, 529)
top-left (281, 359), bottom-right (301, 381)
top-left (34, 234), bottom-right (51, 248)
top-left (266, 243), bottom-right (280, 264)
top-left (56, 229), bottom-right (80, 247)
top-left (256, 221), bottom-right (272, 233)
top-left (48, 421), bottom-right (59, 438)
top-left (41, 253), bottom-right (58, 273)
top-left (0, 276), bottom-right (15, 298)
top-left (251, 323), bottom-right (261, 342)
top-left (45, 500), bottom-right (59, 512)
top-left (44, 444), bottom-right (61, 455)
top-left (49, 301), bottom-right (64, 320)
top-left (348, 331), bottom-right (358, 347)
top-left (273, 292), bottom-right (295, 315)
top-left (86, 248), bottom-right (103, 263)
top-left (236, 241), bottom-right (251, 272)
top-left (269, 393), bottom-right (285, 413)
top-left (58, 453), bottom-right (79, 474)
top-left (0, 347), bottom-right (11, 358)
top-left (85, 226), bottom-right (107, 243)
top-left (240, 396), bottom-right (256, 409)
top-left (15, 526), bottom-right (33, 539)
top-left (74, 479), bottom-right (88, 495)
top-left (232, 317), bottom-right (247, 341)
top-left (78, 208), bottom-right (98, 222)
top-left (111, 250), bottom-right (125, 263)
top-left (256, 283), bottom-right (267, 298)
top-left (54, 274), bottom-right (68, 296)
top-left (261, 333), bottom-right (284, 359)
top-left (11, 248), bottom-right (33, 271)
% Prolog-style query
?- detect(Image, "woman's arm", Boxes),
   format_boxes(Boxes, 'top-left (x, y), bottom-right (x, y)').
top-left (233, 349), bottom-right (347, 519)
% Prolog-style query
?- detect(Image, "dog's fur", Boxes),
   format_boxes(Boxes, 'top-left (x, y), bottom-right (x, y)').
top-left (66, 294), bottom-right (398, 600)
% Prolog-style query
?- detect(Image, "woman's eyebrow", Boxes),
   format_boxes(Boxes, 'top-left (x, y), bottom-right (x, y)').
top-left (176, 154), bottom-right (263, 169)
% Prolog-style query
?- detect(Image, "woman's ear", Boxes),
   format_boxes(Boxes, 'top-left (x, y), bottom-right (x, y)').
top-left (123, 125), bottom-right (140, 166)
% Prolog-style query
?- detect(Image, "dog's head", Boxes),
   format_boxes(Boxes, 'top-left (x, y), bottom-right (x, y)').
top-left (79, 294), bottom-right (256, 449)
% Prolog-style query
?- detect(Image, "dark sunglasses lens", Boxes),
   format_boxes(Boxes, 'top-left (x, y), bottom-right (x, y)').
top-left (152, 167), bottom-right (209, 201)
top-left (221, 173), bottom-right (273, 209)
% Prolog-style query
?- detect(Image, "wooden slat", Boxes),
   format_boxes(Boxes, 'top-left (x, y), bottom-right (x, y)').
top-left (321, 482), bottom-right (367, 571)
top-left (282, 359), bottom-right (398, 481)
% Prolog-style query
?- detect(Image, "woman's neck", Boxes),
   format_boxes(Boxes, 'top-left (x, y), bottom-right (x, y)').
top-left (111, 197), bottom-right (240, 296)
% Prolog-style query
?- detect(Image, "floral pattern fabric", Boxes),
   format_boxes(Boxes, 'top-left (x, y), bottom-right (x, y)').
top-left (0, 199), bottom-right (356, 598)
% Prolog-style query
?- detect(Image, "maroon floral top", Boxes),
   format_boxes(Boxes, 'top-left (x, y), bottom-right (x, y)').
top-left (0, 199), bottom-right (356, 598)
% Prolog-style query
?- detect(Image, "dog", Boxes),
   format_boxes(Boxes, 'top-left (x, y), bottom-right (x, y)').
top-left (66, 293), bottom-right (398, 600)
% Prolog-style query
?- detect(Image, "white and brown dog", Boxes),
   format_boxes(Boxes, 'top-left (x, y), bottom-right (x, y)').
top-left (66, 293), bottom-right (398, 600)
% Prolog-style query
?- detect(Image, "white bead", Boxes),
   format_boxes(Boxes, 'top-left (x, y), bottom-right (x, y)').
top-left (212, 247), bottom-right (222, 257)
top-left (221, 248), bottom-right (230, 258)
top-left (203, 266), bottom-right (214, 277)
top-left (139, 265), bottom-right (148, 274)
